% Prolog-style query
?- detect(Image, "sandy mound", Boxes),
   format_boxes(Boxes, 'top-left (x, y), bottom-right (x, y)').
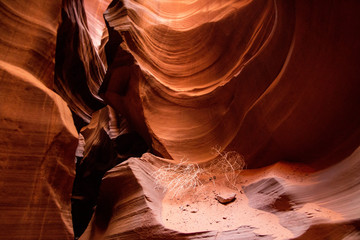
top-left (162, 162), bottom-right (343, 239)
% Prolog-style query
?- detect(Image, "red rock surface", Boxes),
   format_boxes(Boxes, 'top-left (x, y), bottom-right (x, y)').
top-left (80, 154), bottom-right (263, 239)
top-left (1, 0), bottom-right (360, 239)
top-left (0, 62), bottom-right (78, 239)
top-left (0, 0), bottom-right (78, 239)
top-left (89, 0), bottom-right (360, 238)
top-left (102, 0), bottom-right (360, 168)
top-left (80, 152), bottom-right (360, 239)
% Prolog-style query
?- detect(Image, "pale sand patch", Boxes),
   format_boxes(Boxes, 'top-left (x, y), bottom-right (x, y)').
top-left (161, 162), bottom-right (343, 240)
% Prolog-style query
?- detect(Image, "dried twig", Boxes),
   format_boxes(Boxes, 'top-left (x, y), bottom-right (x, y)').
top-left (152, 148), bottom-right (245, 197)
top-left (153, 158), bottom-right (203, 198)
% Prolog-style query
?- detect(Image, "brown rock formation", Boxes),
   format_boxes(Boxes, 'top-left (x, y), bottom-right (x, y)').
top-left (1, 0), bottom-right (360, 239)
top-left (102, 0), bottom-right (360, 168)
top-left (0, 62), bottom-right (78, 239)
top-left (80, 152), bottom-right (360, 239)
top-left (0, 0), bottom-right (78, 239)
top-left (85, 0), bottom-right (360, 238)
top-left (54, 0), bottom-right (106, 122)
top-left (79, 154), bottom-right (263, 239)
top-left (71, 106), bottom-right (148, 237)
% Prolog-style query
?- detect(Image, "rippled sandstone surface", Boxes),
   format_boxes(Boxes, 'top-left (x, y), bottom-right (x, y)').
top-left (102, 0), bottom-right (360, 168)
top-left (1, 0), bottom-right (360, 239)
top-left (0, 1), bottom-right (78, 239)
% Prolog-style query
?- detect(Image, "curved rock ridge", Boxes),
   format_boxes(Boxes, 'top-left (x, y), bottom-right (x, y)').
top-left (1, 0), bottom-right (360, 239)
top-left (80, 154), bottom-right (261, 239)
top-left (0, 0), bottom-right (62, 88)
top-left (0, 0), bottom-right (81, 238)
top-left (80, 153), bottom-right (360, 239)
top-left (101, 0), bottom-right (360, 166)
top-left (105, 0), bottom-right (275, 93)
top-left (102, 0), bottom-right (286, 163)
top-left (83, 0), bottom-right (112, 49)
top-left (0, 61), bottom-right (78, 239)
top-left (54, 0), bottom-right (107, 122)
top-left (287, 146), bottom-right (360, 221)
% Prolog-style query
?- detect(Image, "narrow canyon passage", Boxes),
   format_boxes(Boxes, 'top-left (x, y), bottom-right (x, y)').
top-left (0, 0), bottom-right (360, 239)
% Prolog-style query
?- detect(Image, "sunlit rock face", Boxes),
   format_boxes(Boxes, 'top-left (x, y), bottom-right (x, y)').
top-left (0, 0), bottom-right (78, 239)
top-left (89, 1), bottom-right (360, 237)
top-left (80, 151), bottom-right (360, 239)
top-left (102, 0), bottom-right (360, 168)
top-left (54, 0), bottom-right (107, 122)
top-left (1, 0), bottom-right (360, 239)
top-left (0, 63), bottom-right (78, 239)
top-left (83, 0), bottom-right (111, 49)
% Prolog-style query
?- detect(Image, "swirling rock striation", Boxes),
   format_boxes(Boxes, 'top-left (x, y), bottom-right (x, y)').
top-left (80, 154), bottom-right (262, 240)
top-left (102, 0), bottom-right (360, 168)
top-left (54, 0), bottom-right (107, 122)
top-left (89, 2), bottom-right (360, 237)
top-left (0, 61), bottom-right (78, 239)
top-left (80, 152), bottom-right (360, 239)
top-left (0, 0), bottom-right (80, 239)
top-left (1, 0), bottom-right (360, 239)
top-left (71, 106), bottom-right (148, 238)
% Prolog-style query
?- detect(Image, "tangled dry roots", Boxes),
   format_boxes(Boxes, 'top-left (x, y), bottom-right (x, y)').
top-left (209, 149), bottom-right (246, 190)
top-left (153, 159), bottom-right (204, 198)
top-left (153, 149), bottom-right (245, 198)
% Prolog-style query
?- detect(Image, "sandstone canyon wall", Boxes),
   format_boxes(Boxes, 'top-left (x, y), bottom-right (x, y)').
top-left (0, 1), bottom-right (78, 239)
top-left (101, 0), bottom-right (360, 168)
top-left (0, 0), bottom-right (360, 239)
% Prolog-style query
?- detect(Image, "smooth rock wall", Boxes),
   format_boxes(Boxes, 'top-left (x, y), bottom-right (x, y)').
top-left (54, 0), bottom-right (106, 122)
top-left (0, 0), bottom-right (79, 239)
top-left (102, 0), bottom-right (360, 168)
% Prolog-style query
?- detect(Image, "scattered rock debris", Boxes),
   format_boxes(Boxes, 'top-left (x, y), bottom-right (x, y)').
top-left (190, 208), bottom-right (198, 213)
top-left (215, 193), bottom-right (236, 204)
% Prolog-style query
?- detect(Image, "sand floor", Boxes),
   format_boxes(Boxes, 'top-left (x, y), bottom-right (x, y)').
top-left (161, 162), bottom-right (343, 239)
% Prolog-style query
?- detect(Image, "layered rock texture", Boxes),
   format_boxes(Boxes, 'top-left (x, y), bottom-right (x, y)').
top-left (1, 0), bottom-right (360, 239)
top-left (101, 0), bottom-right (360, 167)
top-left (0, 1), bottom-right (78, 239)
top-left (80, 152), bottom-right (360, 239)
